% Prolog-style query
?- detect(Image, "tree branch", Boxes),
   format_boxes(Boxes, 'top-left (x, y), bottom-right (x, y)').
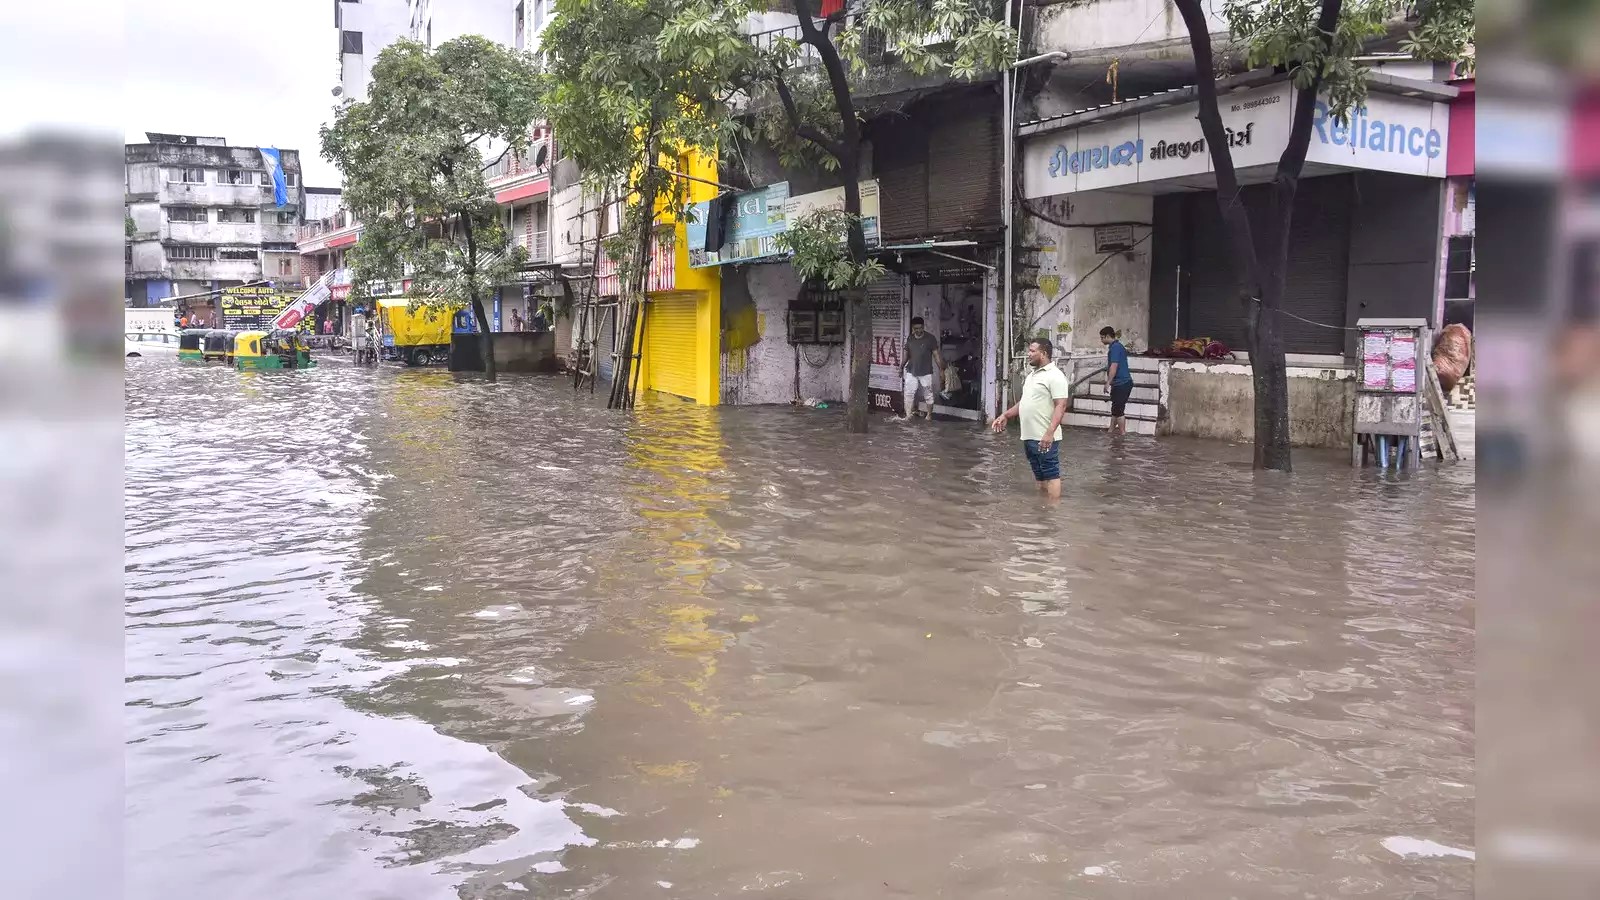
top-left (772, 72), bottom-right (845, 159)
top-left (1276, 0), bottom-right (1343, 182)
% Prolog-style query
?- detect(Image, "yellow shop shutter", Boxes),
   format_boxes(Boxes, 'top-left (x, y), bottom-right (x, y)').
top-left (645, 294), bottom-right (698, 400)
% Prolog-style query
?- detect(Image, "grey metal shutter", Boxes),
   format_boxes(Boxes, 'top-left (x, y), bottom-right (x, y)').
top-left (596, 305), bottom-right (617, 382)
top-left (871, 122), bottom-right (928, 242)
top-left (1275, 175), bottom-right (1349, 354)
top-left (1183, 193), bottom-right (1247, 350)
top-left (926, 103), bottom-right (1000, 236)
top-left (1183, 177), bottom-right (1349, 355)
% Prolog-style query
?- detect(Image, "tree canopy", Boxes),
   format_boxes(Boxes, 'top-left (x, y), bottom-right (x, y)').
top-left (320, 36), bottom-right (543, 379)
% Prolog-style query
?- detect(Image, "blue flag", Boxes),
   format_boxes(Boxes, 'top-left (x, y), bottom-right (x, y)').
top-left (258, 147), bottom-right (289, 208)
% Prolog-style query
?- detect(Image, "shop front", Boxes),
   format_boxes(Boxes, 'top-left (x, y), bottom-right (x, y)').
top-left (690, 177), bottom-right (998, 418)
top-left (1020, 75), bottom-right (1455, 446)
top-left (596, 209), bottom-right (721, 406)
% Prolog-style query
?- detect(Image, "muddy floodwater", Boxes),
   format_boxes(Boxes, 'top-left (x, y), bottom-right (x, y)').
top-left (125, 361), bottom-right (1475, 899)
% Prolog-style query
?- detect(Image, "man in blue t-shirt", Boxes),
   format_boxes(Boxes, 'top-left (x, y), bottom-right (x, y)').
top-left (1100, 326), bottom-right (1135, 435)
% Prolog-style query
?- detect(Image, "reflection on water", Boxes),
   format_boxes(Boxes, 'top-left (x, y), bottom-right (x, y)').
top-left (126, 361), bottom-right (1474, 898)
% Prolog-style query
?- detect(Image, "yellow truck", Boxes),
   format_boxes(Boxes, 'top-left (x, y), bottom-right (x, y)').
top-left (376, 299), bottom-right (460, 366)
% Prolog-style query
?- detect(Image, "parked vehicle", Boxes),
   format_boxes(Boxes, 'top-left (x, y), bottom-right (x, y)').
top-left (125, 331), bottom-right (180, 357)
top-left (377, 299), bottom-right (456, 366)
top-left (233, 329), bottom-right (315, 370)
top-left (201, 330), bottom-right (236, 363)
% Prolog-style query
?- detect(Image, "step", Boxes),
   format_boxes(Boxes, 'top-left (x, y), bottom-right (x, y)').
top-left (1065, 411), bottom-right (1157, 435)
top-left (1078, 383), bottom-right (1159, 403)
top-left (1069, 397), bottom-right (1160, 419)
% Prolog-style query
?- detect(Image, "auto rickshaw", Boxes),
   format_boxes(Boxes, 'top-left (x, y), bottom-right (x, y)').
top-left (177, 329), bottom-right (207, 363)
top-left (200, 329), bottom-right (236, 363)
top-left (233, 329), bottom-right (315, 370)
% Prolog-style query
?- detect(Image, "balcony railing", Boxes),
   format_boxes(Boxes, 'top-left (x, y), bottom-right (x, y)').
top-left (484, 143), bottom-right (552, 182)
top-left (745, 22), bottom-right (925, 66)
top-left (522, 230), bottom-right (551, 263)
top-left (298, 210), bottom-right (356, 243)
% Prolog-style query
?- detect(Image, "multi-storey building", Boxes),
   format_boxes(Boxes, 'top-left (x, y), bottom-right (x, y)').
top-left (124, 133), bottom-right (306, 307)
top-left (407, 0), bottom-right (514, 48)
top-left (334, 0), bottom-right (413, 103)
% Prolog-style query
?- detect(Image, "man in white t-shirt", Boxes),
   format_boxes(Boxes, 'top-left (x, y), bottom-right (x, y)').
top-left (990, 336), bottom-right (1071, 500)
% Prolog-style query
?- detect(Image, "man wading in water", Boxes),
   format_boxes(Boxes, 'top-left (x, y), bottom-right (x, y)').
top-left (991, 337), bottom-right (1071, 500)
top-left (898, 316), bottom-right (943, 421)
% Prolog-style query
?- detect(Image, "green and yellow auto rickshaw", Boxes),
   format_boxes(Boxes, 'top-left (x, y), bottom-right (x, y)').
top-left (233, 329), bottom-right (314, 370)
top-left (177, 329), bottom-right (208, 363)
top-left (201, 330), bottom-right (236, 363)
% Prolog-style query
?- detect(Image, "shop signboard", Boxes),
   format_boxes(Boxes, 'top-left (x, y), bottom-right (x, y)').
top-left (1023, 82), bottom-right (1450, 199)
top-left (221, 284), bottom-right (296, 330)
top-left (784, 180), bottom-right (881, 249)
top-left (687, 179), bottom-right (881, 267)
top-left (687, 181), bottom-right (789, 267)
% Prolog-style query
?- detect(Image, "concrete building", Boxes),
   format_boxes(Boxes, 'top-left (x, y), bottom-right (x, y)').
top-left (407, 0), bottom-right (514, 48)
top-left (335, 0), bottom-right (413, 103)
top-left (304, 186), bottom-right (343, 224)
top-left (125, 133), bottom-right (306, 307)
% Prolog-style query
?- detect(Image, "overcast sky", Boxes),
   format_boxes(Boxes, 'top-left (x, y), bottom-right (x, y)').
top-left (2, 1), bottom-right (343, 186)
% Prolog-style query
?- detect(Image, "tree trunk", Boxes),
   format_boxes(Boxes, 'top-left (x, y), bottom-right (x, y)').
top-left (793, 1), bottom-right (869, 433)
top-left (460, 213), bottom-right (497, 381)
top-left (845, 287), bottom-right (871, 432)
top-left (471, 294), bottom-right (497, 381)
top-left (1172, 0), bottom-right (1336, 472)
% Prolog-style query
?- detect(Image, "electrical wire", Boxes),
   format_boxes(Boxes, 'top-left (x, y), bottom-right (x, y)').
top-left (1024, 230), bottom-right (1153, 333)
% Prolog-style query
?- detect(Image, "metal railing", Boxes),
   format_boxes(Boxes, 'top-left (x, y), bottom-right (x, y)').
top-left (298, 210), bottom-right (355, 243)
top-left (743, 21), bottom-right (938, 65)
top-left (516, 230), bottom-right (551, 263)
top-left (484, 144), bottom-right (551, 182)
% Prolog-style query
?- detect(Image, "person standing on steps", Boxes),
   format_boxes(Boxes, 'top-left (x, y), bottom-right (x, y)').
top-left (1101, 326), bottom-right (1135, 435)
top-left (990, 337), bottom-right (1071, 500)
top-left (899, 316), bottom-right (943, 421)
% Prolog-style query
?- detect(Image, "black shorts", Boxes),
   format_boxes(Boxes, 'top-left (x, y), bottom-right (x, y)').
top-left (1110, 382), bottom-right (1134, 417)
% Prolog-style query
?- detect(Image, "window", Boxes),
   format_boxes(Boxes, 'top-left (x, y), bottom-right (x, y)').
top-left (217, 208), bottom-right (256, 224)
top-left (279, 258), bottom-right (294, 276)
top-left (220, 170), bottom-right (250, 185)
top-left (532, 0), bottom-right (545, 32)
top-left (167, 206), bottom-right (207, 223)
top-left (168, 245), bottom-right (215, 260)
top-left (341, 30), bottom-right (363, 54)
top-left (515, 1), bottom-right (525, 49)
top-left (276, 211), bottom-right (297, 225)
top-left (284, 172), bottom-right (298, 187)
top-left (219, 248), bottom-right (258, 261)
top-left (169, 167), bottom-right (205, 184)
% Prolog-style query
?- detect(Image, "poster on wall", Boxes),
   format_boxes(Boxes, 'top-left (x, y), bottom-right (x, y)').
top-left (867, 277), bottom-right (906, 405)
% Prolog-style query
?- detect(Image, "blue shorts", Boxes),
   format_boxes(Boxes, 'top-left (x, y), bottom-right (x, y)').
top-left (1023, 439), bottom-right (1061, 481)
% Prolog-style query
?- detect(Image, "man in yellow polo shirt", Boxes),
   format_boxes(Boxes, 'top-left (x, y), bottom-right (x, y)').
top-left (990, 336), bottom-right (1071, 500)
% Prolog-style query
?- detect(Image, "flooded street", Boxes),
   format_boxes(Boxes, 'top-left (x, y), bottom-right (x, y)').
top-left (125, 361), bottom-right (1475, 899)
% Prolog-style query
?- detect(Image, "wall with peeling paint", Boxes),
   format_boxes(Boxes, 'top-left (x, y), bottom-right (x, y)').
top-left (719, 264), bottom-right (846, 406)
top-left (1022, 191), bottom-right (1153, 359)
top-left (1166, 361), bottom-right (1357, 448)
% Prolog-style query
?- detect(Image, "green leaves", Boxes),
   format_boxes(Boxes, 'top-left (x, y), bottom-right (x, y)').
top-left (321, 37), bottom-right (543, 313)
top-left (775, 209), bottom-right (885, 290)
top-left (1223, 0), bottom-right (1473, 122)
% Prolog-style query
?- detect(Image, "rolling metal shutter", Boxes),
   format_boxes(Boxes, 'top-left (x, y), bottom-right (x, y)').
top-left (596, 304), bottom-right (617, 382)
top-left (1183, 176), bottom-right (1351, 355)
top-left (554, 308), bottom-right (572, 356)
top-left (926, 104), bottom-right (1000, 235)
top-left (645, 294), bottom-right (698, 400)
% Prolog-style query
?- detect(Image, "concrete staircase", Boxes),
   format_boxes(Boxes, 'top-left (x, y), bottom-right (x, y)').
top-left (1064, 356), bottom-right (1160, 436)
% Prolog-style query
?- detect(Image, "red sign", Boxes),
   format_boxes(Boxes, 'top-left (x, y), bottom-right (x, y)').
top-left (493, 176), bottom-right (551, 205)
